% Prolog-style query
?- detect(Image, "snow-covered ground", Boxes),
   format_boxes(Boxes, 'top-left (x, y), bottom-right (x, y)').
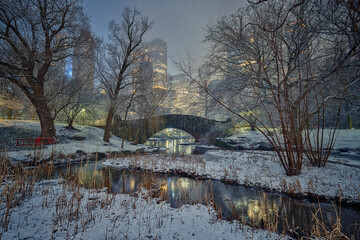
top-left (1, 120), bottom-right (145, 163)
top-left (1, 120), bottom-right (359, 239)
top-left (223, 127), bottom-right (360, 167)
top-left (2, 120), bottom-right (359, 203)
top-left (227, 127), bottom-right (360, 151)
top-left (1, 180), bottom-right (288, 239)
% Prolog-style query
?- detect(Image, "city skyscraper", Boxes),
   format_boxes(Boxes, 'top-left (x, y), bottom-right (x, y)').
top-left (143, 38), bottom-right (167, 89)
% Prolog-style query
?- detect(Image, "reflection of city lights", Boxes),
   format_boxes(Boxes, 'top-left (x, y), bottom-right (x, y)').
top-left (178, 178), bottom-right (190, 189)
top-left (160, 184), bottom-right (167, 191)
top-left (130, 178), bottom-right (135, 191)
top-left (246, 199), bottom-right (278, 223)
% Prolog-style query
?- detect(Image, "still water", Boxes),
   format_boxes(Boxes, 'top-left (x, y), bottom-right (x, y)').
top-left (145, 138), bottom-right (195, 155)
top-left (58, 163), bottom-right (360, 238)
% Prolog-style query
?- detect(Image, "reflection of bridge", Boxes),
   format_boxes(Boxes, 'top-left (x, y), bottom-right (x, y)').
top-left (112, 114), bottom-right (228, 144)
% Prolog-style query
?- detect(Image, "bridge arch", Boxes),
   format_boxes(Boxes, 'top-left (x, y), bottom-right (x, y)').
top-left (147, 128), bottom-right (195, 141)
top-left (112, 114), bottom-right (226, 144)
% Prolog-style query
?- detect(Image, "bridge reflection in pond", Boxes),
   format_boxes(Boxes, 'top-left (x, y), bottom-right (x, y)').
top-left (145, 128), bottom-right (195, 155)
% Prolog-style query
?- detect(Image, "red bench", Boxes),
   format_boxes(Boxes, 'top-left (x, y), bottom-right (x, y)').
top-left (16, 137), bottom-right (57, 146)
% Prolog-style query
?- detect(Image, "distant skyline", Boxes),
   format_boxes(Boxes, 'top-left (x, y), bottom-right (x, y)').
top-left (84, 0), bottom-right (246, 75)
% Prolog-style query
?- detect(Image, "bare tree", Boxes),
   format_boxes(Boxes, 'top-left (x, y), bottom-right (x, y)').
top-left (0, 80), bottom-right (25, 119)
top-left (61, 88), bottom-right (98, 130)
top-left (0, 0), bottom-right (94, 137)
top-left (177, 0), bottom-right (359, 175)
top-left (96, 7), bottom-right (151, 142)
top-left (132, 71), bottom-right (169, 143)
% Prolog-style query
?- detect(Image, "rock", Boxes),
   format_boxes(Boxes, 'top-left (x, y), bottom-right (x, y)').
top-left (256, 142), bottom-right (274, 151)
top-left (122, 150), bottom-right (131, 155)
top-left (235, 144), bottom-right (247, 150)
top-left (338, 147), bottom-right (351, 153)
top-left (192, 147), bottom-right (211, 154)
top-left (57, 153), bottom-right (67, 159)
top-left (69, 136), bottom-right (86, 141)
top-left (135, 148), bottom-right (145, 154)
top-left (214, 138), bottom-right (230, 148)
top-left (91, 152), bottom-right (107, 160)
top-left (67, 153), bottom-right (78, 159)
top-left (107, 151), bottom-right (124, 158)
top-left (227, 140), bottom-right (237, 145)
top-left (75, 150), bottom-right (87, 155)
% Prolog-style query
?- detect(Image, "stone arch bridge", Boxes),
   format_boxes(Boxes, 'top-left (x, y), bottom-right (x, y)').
top-left (112, 114), bottom-right (229, 144)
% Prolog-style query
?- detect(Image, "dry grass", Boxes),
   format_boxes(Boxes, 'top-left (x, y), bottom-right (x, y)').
top-left (0, 152), bottom-right (358, 239)
top-left (0, 152), bottom-right (50, 231)
top-left (308, 198), bottom-right (359, 240)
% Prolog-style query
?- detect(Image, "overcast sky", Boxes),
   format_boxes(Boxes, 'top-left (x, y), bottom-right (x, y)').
top-left (84, 0), bottom-right (246, 75)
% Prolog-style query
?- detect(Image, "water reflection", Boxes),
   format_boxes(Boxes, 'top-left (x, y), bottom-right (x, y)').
top-left (58, 163), bottom-right (360, 238)
top-left (145, 138), bottom-right (195, 155)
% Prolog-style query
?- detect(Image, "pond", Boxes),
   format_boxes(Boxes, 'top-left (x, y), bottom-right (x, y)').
top-left (57, 162), bottom-right (360, 238)
top-left (145, 138), bottom-right (195, 155)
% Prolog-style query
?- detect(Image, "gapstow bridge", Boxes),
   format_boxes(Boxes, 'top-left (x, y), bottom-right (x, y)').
top-left (112, 114), bottom-right (229, 144)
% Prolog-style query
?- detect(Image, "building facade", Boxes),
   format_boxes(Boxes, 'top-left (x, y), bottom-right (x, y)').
top-left (143, 38), bottom-right (167, 90)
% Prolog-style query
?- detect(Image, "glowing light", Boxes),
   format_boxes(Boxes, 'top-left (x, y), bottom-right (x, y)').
top-left (65, 57), bottom-right (73, 78)
top-left (130, 178), bottom-right (135, 191)
top-left (179, 178), bottom-right (190, 189)
top-left (154, 68), bottom-right (166, 74)
top-left (153, 85), bottom-right (167, 90)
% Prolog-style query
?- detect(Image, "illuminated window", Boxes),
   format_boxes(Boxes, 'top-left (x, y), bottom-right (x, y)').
top-left (154, 69), bottom-right (166, 74)
top-left (65, 57), bottom-right (72, 78)
top-left (153, 85), bottom-right (167, 90)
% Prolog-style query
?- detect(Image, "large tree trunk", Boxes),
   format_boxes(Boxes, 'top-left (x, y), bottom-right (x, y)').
top-left (66, 118), bottom-right (77, 130)
top-left (103, 104), bottom-right (116, 142)
top-left (34, 97), bottom-right (56, 138)
top-left (121, 108), bottom-right (130, 149)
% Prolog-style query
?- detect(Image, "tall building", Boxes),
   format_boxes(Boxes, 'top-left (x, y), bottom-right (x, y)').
top-left (132, 52), bottom-right (153, 92)
top-left (50, 32), bottom-right (95, 90)
top-left (72, 31), bottom-right (95, 90)
top-left (167, 73), bottom-right (200, 116)
top-left (143, 38), bottom-right (167, 89)
top-left (130, 38), bottom-right (169, 118)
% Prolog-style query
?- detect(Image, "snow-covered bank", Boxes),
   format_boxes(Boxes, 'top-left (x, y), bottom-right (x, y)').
top-left (0, 120), bottom-right (145, 163)
top-left (226, 127), bottom-right (360, 151)
top-left (1, 179), bottom-right (287, 240)
top-left (222, 127), bottom-right (360, 166)
top-left (103, 151), bottom-right (360, 204)
top-left (2, 120), bottom-right (359, 203)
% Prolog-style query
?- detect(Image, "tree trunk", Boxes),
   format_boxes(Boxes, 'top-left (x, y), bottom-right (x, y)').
top-left (34, 98), bottom-right (56, 138)
top-left (7, 107), bottom-right (12, 120)
top-left (66, 118), bottom-right (76, 130)
top-left (121, 109), bottom-right (130, 149)
top-left (103, 103), bottom-right (115, 142)
top-left (347, 113), bottom-right (353, 129)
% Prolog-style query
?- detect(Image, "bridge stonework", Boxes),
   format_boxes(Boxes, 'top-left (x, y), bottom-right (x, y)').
top-left (112, 114), bottom-right (226, 144)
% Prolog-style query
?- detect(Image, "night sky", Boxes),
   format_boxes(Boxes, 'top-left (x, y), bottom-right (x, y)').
top-left (84, 0), bottom-right (246, 75)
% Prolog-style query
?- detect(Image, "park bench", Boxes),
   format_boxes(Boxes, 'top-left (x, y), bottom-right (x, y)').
top-left (16, 137), bottom-right (56, 146)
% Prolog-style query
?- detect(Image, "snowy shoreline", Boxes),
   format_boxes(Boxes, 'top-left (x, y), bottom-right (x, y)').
top-left (1, 179), bottom-right (288, 240)
top-left (102, 151), bottom-right (360, 206)
top-left (2, 120), bottom-right (360, 205)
